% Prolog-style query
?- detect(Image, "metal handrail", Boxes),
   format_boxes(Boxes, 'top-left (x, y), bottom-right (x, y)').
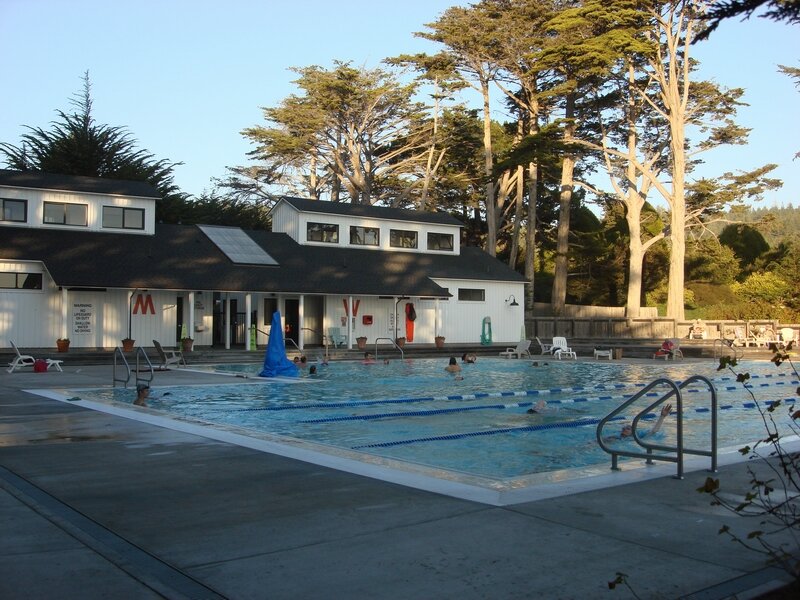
top-left (373, 337), bottom-right (404, 360)
top-left (112, 347), bottom-right (131, 388)
top-left (713, 338), bottom-right (741, 360)
top-left (285, 337), bottom-right (301, 353)
top-left (134, 346), bottom-right (154, 390)
top-left (596, 375), bottom-right (717, 479)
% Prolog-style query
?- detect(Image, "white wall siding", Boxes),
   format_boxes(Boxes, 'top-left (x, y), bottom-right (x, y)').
top-left (0, 186), bottom-right (156, 234)
top-left (319, 282), bottom-right (525, 347)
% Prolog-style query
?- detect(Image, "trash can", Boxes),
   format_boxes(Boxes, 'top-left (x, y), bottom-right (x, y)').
top-left (613, 348), bottom-right (623, 360)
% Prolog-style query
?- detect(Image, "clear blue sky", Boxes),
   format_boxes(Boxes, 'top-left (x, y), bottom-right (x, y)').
top-left (1, 0), bottom-right (797, 208)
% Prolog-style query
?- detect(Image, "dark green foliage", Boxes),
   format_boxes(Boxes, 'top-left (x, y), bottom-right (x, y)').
top-left (0, 73), bottom-right (188, 223)
top-left (719, 224), bottom-right (770, 271)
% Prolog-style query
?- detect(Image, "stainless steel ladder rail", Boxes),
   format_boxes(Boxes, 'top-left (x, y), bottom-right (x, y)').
top-left (713, 338), bottom-right (742, 360)
top-left (596, 375), bottom-right (718, 479)
top-left (373, 338), bottom-right (404, 360)
top-left (134, 346), bottom-right (154, 390)
top-left (112, 347), bottom-right (131, 387)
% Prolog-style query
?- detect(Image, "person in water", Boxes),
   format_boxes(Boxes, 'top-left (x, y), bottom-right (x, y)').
top-left (526, 400), bottom-right (547, 414)
top-left (445, 357), bottom-right (461, 373)
top-left (362, 352), bottom-right (375, 364)
top-left (604, 403), bottom-right (672, 442)
top-left (134, 383), bottom-right (150, 407)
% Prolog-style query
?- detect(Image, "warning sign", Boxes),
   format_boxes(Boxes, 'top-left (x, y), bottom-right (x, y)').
top-left (72, 303), bottom-right (93, 335)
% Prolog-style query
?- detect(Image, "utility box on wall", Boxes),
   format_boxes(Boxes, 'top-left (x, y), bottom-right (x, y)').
top-left (362, 315), bottom-right (373, 325)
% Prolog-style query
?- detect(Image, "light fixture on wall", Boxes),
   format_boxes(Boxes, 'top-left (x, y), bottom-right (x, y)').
top-left (505, 295), bottom-right (519, 307)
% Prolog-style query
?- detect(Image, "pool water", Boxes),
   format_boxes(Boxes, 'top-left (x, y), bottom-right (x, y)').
top-left (76, 358), bottom-right (800, 481)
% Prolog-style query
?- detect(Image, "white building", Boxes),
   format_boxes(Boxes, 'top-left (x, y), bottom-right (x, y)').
top-left (0, 170), bottom-right (525, 350)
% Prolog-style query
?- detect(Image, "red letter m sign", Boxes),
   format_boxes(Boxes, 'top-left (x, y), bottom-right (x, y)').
top-left (133, 294), bottom-right (156, 315)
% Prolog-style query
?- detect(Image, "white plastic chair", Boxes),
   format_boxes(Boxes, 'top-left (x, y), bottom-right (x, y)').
top-left (6, 341), bottom-right (63, 373)
top-left (535, 337), bottom-right (554, 355)
top-left (499, 340), bottom-right (532, 359)
top-left (552, 337), bottom-right (576, 360)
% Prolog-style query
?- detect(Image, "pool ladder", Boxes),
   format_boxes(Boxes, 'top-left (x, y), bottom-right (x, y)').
top-left (112, 346), bottom-right (154, 389)
top-left (373, 337), bottom-right (404, 361)
top-left (596, 375), bottom-right (718, 479)
top-left (713, 339), bottom-right (742, 360)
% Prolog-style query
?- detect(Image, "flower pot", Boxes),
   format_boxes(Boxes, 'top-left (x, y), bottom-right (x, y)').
top-left (56, 339), bottom-right (70, 353)
top-left (121, 339), bottom-right (135, 352)
top-left (435, 336), bottom-right (445, 349)
top-left (356, 337), bottom-right (367, 350)
top-left (395, 337), bottom-right (406, 348)
top-left (181, 338), bottom-right (194, 353)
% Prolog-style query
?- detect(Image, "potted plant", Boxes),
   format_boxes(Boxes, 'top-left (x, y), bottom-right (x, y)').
top-left (121, 338), bottom-right (135, 352)
top-left (435, 335), bottom-right (445, 349)
top-left (181, 337), bottom-right (194, 352)
top-left (56, 338), bottom-right (70, 352)
top-left (356, 336), bottom-right (367, 350)
top-left (395, 337), bottom-right (406, 348)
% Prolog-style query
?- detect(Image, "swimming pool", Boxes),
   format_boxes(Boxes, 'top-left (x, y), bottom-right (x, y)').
top-left (70, 358), bottom-right (799, 493)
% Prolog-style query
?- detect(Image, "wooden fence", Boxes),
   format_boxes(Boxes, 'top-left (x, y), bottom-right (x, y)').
top-left (526, 314), bottom-right (799, 342)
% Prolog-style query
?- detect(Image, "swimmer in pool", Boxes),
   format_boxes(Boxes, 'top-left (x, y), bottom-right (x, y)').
top-left (134, 383), bottom-right (150, 407)
top-left (445, 357), bottom-right (462, 374)
top-left (604, 403), bottom-right (672, 442)
top-left (526, 400), bottom-right (547, 414)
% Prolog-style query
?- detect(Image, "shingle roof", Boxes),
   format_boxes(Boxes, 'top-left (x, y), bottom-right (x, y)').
top-left (0, 170), bottom-right (160, 199)
top-left (277, 196), bottom-right (464, 227)
top-left (0, 224), bottom-right (523, 296)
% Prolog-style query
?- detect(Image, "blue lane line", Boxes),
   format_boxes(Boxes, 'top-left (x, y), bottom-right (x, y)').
top-left (303, 395), bottom-right (798, 425)
top-left (350, 399), bottom-right (798, 449)
top-left (232, 376), bottom-right (798, 413)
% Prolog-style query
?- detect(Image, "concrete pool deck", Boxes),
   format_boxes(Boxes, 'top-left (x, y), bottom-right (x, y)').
top-left (1, 363), bottom-right (797, 599)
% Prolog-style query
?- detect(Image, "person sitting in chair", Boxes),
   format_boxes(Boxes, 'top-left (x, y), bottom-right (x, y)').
top-left (654, 339), bottom-right (674, 358)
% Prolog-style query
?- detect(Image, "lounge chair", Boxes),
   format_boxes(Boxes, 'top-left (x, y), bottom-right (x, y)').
top-left (653, 338), bottom-right (683, 360)
top-left (535, 337), bottom-right (554, 355)
top-left (499, 339), bottom-right (532, 359)
top-left (777, 327), bottom-right (796, 349)
top-left (328, 327), bottom-right (347, 348)
top-left (552, 337), bottom-right (576, 360)
top-left (7, 340), bottom-right (63, 373)
top-left (152, 340), bottom-right (186, 369)
top-left (729, 327), bottom-right (758, 348)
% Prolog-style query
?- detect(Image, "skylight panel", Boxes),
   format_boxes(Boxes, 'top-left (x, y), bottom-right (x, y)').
top-left (199, 225), bottom-right (278, 265)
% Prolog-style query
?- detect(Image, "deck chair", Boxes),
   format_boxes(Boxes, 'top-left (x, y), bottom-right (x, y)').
top-left (730, 327), bottom-right (757, 348)
top-left (152, 340), bottom-right (186, 369)
top-left (778, 328), bottom-right (796, 349)
top-left (328, 327), bottom-right (347, 348)
top-left (535, 336), bottom-right (554, 355)
top-left (499, 339), bottom-right (532, 359)
top-left (552, 337), bottom-right (576, 360)
top-left (7, 341), bottom-right (63, 373)
top-left (653, 338), bottom-right (683, 360)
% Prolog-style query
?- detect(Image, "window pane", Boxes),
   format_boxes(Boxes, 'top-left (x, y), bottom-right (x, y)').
top-left (20, 273), bottom-right (43, 289)
top-left (458, 288), bottom-right (485, 301)
top-left (428, 232), bottom-right (454, 251)
top-left (103, 206), bottom-right (123, 228)
top-left (390, 229), bottom-right (418, 248)
top-left (43, 203), bottom-right (64, 224)
top-left (0, 273), bottom-right (16, 288)
top-left (2, 199), bottom-right (26, 222)
top-left (307, 222), bottom-right (338, 243)
top-left (124, 208), bottom-right (144, 229)
top-left (350, 226), bottom-right (379, 246)
top-left (65, 204), bottom-right (87, 226)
